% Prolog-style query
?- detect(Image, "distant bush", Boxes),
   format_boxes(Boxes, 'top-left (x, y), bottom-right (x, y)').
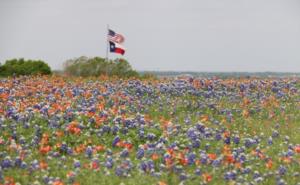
top-left (0, 58), bottom-right (52, 76)
top-left (63, 56), bottom-right (140, 78)
top-left (141, 72), bottom-right (157, 80)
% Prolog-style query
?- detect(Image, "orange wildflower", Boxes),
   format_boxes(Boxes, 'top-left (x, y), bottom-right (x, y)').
top-left (165, 158), bottom-right (173, 168)
top-left (242, 109), bottom-right (249, 117)
top-left (158, 181), bottom-right (167, 185)
top-left (124, 143), bottom-right (133, 150)
top-left (94, 145), bottom-right (105, 152)
top-left (67, 122), bottom-right (81, 135)
top-left (202, 173), bottom-right (212, 183)
top-left (74, 144), bottom-right (86, 153)
top-left (115, 140), bottom-right (124, 147)
top-left (41, 133), bottom-right (49, 145)
top-left (91, 161), bottom-right (100, 170)
top-left (4, 176), bottom-right (15, 185)
top-left (208, 153), bottom-right (217, 160)
top-left (200, 115), bottom-right (209, 122)
top-left (180, 158), bottom-right (188, 166)
top-left (152, 153), bottom-right (159, 161)
top-left (265, 159), bottom-right (273, 169)
top-left (52, 181), bottom-right (64, 185)
top-left (39, 145), bottom-right (51, 155)
top-left (40, 161), bottom-right (48, 169)
top-left (55, 130), bottom-right (64, 137)
top-left (281, 157), bottom-right (292, 164)
top-left (223, 145), bottom-right (232, 155)
top-left (235, 162), bottom-right (242, 169)
top-left (294, 146), bottom-right (300, 153)
top-left (223, 131), bottom-right (231, 138)
top-left (177, 153), bottom-right (188, 165)
top-left (225, 154), bottom-right (235, 164)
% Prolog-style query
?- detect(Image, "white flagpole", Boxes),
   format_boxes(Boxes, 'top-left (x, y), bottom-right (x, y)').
top-left (106, 24), bottom-right (109, 62)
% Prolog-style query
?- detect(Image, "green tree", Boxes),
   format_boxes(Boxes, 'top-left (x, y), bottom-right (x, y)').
top-left (0, 58), bottom-right (52, 76)
top-left (63, 56), bottom-right (140, 78)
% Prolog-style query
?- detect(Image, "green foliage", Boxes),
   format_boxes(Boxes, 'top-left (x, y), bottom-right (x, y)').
top-left (0, 58), bottom-right (52, 76)
top-left (63, 56), bottom-right (140, 78)
top-left (141, 72), bottom-right (157, 80)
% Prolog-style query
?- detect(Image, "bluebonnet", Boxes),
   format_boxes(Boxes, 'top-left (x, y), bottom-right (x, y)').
top-left (203, 144), bottom-right (209, 151)
top-left (1, 157), bottom-right (12, 169)
top-left (85, 146), bottom-right (93, 158)
top-left (0, 168), bottom-right (2, 181)
top-left (31, 159), bottom-right (39, 170)
top-left (215, 133), bottom-right (222, 141)
top-left (105, 157), bottom-right (114, 169)
top-left (194, 168), bottom-right (202, 176)
top-left (187, 153), bottom-right (196, 165)
top-left (244, 138), bottom-right (254, 148)
top-left (200, 155), bottom-right (208, 165)
top-left (136, 148), bottom-right (144, 159)
top-left (192, 139), bottom-right (200, 148)
top-left (196, 123), bottom-right (205, 133)
top-left (147, 133), bottom-right (156, 141)
top-left (242, 167), bottom-right (251, 174)
top-left (278, 165), bottom-right (287, 176)
top-left (120, 148), bottom-right (129, 158)
top-left (147, 160), bottom-right (155, 171)
top-left (224, 137), bottom-right (231, 145)
top-left (212, 159), bottom-right (221, 167)
top-left (67, 147), bottom-right (73, 155)
top-left (253, 171), bottom-right (261, 179)
top-left (112, 136), bottom-right (120, 147)
top-left (112, 125), bottom-right (119, 135)
top-left (20, 161), bottom-right (27, 169)
top-left (173, 165), bottom-right (183, 174)
top-left (115, 167), bottom-right (124, 176)
top-left (139, 161), bottom-right (148, 172)
top-left (277, 179), bottom-right (287, 185)
top-left (272, 130), bottom-right (279, 138)
top-left (60, 142), bottom-right (68, 153)
top-left (73, 160), bottom-right (81, 168)
top-left (224, 171), bottom-right (237, 181)
top-left (179, 173), bottom-right (188, 181)
top-left (14, 157), bottom-right (22, 167)
top-left (233, 135), bottom-right (240, 144)
top-left (268, 137), bottom-right (273, 145)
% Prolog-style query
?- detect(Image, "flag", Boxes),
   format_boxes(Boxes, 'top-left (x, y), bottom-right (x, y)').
top-left (109, 41), bottom-right (125, 55)
top-left (108, 29), bottom-right (125, 44)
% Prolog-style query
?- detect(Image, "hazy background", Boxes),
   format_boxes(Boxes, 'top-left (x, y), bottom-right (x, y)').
top-left (1, 0), bottom-right (300, 72)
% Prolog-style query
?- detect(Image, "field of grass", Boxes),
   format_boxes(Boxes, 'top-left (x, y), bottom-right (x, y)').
top-left (0, 76), bottom-right (299, 185)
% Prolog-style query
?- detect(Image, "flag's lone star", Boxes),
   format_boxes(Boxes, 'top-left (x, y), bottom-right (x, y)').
top-left (109, 41), bottom-right (125, 55)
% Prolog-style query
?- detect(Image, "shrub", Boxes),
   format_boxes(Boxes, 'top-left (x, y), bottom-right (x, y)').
top-left (63, 56), bottom-right (140, 78)
top-left (0, 58), bottom-right (52, 76)
top-left (141, 72), bottom-right (157, 80)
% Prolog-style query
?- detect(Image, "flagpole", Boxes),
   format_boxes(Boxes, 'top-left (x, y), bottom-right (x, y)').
top-left (106, 24), bottom-right (109, 62)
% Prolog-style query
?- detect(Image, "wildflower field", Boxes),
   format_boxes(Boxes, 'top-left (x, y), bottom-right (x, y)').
top-left (0, 76), bottom-right (299, 185)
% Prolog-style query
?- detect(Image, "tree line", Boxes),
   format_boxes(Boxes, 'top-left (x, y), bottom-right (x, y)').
top-left (0, 57), bottom-right (155, 79)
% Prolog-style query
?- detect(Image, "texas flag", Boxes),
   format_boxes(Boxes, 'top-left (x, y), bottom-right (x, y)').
top-left (109, 41), bottom-right (125, 55)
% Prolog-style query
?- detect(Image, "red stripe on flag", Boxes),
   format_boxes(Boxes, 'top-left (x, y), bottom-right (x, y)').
top-left (114, 48), bottom-right (125, 55)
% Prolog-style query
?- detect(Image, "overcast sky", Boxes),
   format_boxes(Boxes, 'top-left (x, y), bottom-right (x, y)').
top-left (1, 0), bottom-right (300, 72)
